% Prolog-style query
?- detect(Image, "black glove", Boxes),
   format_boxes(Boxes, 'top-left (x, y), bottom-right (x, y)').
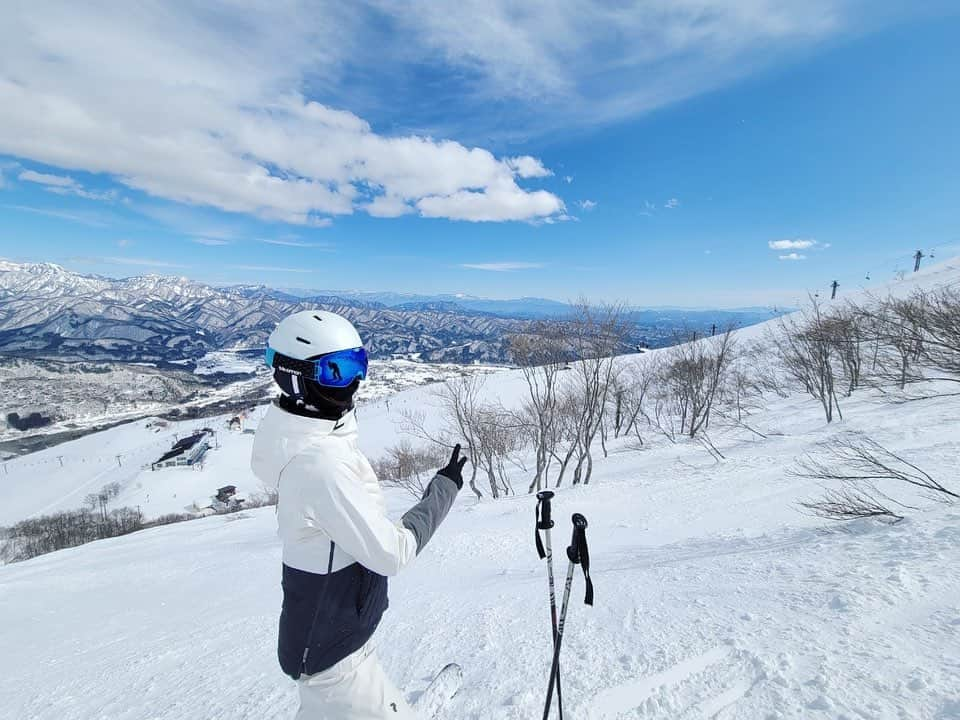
top-left (437, 444), bottom-right (468, 490)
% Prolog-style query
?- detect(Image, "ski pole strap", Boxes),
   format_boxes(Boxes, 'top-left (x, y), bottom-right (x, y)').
top-left (535, 491), bottom-right (555, 559)
top-left (567, 514), bottom-right (594, 606)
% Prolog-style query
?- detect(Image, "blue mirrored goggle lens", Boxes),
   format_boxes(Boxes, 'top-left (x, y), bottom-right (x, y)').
top-left (265, 346), bottom-right (367, 387)
top-left (313, 347), bottom-right (368, 387)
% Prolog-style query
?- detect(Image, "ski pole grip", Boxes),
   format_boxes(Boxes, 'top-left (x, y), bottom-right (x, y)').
top-left (566, 513), bottom-right (594, 606)
top-left (536, 490), bottom-right (555, 529)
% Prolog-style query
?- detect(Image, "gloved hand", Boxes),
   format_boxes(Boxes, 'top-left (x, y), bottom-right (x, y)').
top-left (437, 444), bottom-right (468, 490)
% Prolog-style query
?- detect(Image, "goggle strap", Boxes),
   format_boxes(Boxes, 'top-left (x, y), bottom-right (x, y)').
top-left (268, 350), bottom-right (318, 380)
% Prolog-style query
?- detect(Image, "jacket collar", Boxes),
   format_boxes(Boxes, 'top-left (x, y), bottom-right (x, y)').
top-left (269, 399), bottom-right (358, 439)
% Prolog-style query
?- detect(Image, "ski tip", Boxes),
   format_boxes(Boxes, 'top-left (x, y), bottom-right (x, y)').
top-left (438, 662), bottom-right (463, 678)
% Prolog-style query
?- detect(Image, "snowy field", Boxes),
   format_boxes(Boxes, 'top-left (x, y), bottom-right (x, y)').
top-left (0, 359), bottom-right (504, 524)
top-left (1, 260), bottom-right (958, 719)
top-left (0, 354), bottom-right (500, 452)
top-left (191, 350), bottom-right (264, 375)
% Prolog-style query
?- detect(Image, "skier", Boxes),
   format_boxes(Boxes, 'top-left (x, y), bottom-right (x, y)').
top-left (251, 310), bottom-right (465, 719)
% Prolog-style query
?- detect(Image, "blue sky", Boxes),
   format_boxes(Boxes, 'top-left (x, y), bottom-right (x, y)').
top-left (0, 2), bottom-right (958, 307)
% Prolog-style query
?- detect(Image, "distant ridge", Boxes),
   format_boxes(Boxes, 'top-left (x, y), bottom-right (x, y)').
top-left (0, 261), bottom-right (524, 364)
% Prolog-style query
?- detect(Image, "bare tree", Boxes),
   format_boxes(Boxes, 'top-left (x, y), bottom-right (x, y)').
top-left (869, 295), bottom-right (926, 390)
top-left (723, 346), bottom-right (782, 430)
top-left (768, 297), bottom-right (842, 422)
top-left (472, 407), bottom-right (522, 497)
top-left (400, 374), bottom-right (511, 499)
top-left (549, 386), bottom-right (587, 487)
top-left (792, 432), bottom-right (956, 524)
top-left (510, 324), bottom-right (567, 492)
top-left (613, 358), bottom-right (656, 445)
top-left (880, 288), bottom-right (960, 384)
top-left (656, 327), bottom-right (739, 439)
top-left (566, 301), bottom-right (630, 485)
top-left (792, 433), bottom-right (957, 502)
top-left (822, 304), bottom-right (868, 396)
top-left (1, 505), bottom-right (144, 562)
top-left (799, 483), bottom-right (904, 523)
top-left (916, 286), bottom-right (960, 379)
top-left (245, 486), bottom-right (279, 508)
top-left (374, 440), bottom-right (446, 500)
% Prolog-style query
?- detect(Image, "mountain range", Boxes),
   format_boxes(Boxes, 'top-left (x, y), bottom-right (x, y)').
top-left (0, 261), bottom-right (522, 364)
top-left (0, 260), bottom-right (778, 365)
top-left (272, 287), bottom-right (782, 319)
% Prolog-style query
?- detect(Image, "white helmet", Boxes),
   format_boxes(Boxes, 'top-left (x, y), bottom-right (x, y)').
top-left (266, 311), bottom-right (367, 406)
top-left (268, 310), bottom-right (363, 360)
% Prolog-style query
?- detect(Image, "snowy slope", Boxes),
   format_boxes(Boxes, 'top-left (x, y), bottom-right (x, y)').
top-left (0, 360), bottom-right (502, 525)
top-left (1, 381), bottom-right (958, 719)
top-left (1, 259), bottom-right (959, 719)
top-left (729, 255), bottom-right (960, 346)
top-left (0, 415), bottom-right (257, 524)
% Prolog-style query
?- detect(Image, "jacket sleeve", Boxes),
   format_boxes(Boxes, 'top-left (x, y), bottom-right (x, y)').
top-left (401, 474), bottom-right (459, 553)
top-left (294, 453), bottom-right (419, 577)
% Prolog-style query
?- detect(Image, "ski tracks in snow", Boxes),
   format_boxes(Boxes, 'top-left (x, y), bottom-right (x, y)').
top-left (584, 644), bottom-right (766, 720)
top-left (574, 512), bottom-right (960, 720)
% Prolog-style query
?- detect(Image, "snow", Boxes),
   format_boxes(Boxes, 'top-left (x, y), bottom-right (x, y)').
top-left (192, 350), bottom-right (263, 375)
top-left (1, 259), bottom-right (959, 719)
top-left (0, 359), bottom-right (499, 518)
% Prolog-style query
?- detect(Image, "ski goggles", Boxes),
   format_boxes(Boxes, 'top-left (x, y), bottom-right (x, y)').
top-left (265, 346), bottom-right (368, 388)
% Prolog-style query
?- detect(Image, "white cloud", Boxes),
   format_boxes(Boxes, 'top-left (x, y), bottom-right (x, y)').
top-left (261, 238), bottom-right (333, 249)
top-left (1, 202), bottom-right (110, 227)
top-left (639, 200), bottom-right (656, 217)
top-left (664, 198), bottom-right (680, 209)
top-left (540, 213), bottom-right (576, 225)
top-left (579, 199), bottom-right (597, 211)
top-left (418, 184), bottom-right (563, 222)
top-left (47, 185), bottom-right (117, 201)
top-left (563, 176), bottom-right (573, 184)
top-left (386, 0), bottom-right (864, 133)
top-left (191, 237), bottom-right (231, 246)
top-left (103, 256), bottom-right (187, 268)
top-left (769, 238), bottom-right (816, 250)
top-left (366, 194), bottom-right (414, 218)
top-left (19, 170), bottom-right (76, 187)
top-left (19, 169), bottom-right (116, 201)
top-left (461, 262), bottom-right (544, 272)
top-left (0, 5), bottom-right (563, 225)
top-left (117, 238), bottom-right (132, 248)
top-left (778, 253), bottom-right (806, 261)
top-left (229, 264), bottom-right (313, 273)
top-left (133, 205), bottom-right (245, 242)
top-left (506, 156), bottom-right (552, 178)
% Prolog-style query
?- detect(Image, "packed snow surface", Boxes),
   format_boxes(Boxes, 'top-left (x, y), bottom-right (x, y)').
top-left (1, 258), bottom-right (959, 719)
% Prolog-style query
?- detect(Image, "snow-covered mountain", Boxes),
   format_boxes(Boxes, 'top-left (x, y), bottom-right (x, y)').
top-left (272, 286), bottom-right (783, 321)
top-left (1, 257), bottom-right (958, 719)
top-left (0, 261), bottom-right (528, 364)
top-left (0, 261), bottom-right (785, 370)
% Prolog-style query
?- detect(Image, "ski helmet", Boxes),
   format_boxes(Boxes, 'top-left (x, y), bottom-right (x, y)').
top-left (266, 310), bottom-right (368, 411)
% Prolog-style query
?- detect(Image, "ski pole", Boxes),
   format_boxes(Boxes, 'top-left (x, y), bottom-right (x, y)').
top-left (542, 513), bottom-right (594, 720)
top-left (536, 490), bottom-right (563, 719)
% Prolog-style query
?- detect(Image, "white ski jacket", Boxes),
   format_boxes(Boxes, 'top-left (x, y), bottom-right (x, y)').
top-left (251, 399), bottom-right (459, 679)
top-left (251, 402), bottom-right (419, 576)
